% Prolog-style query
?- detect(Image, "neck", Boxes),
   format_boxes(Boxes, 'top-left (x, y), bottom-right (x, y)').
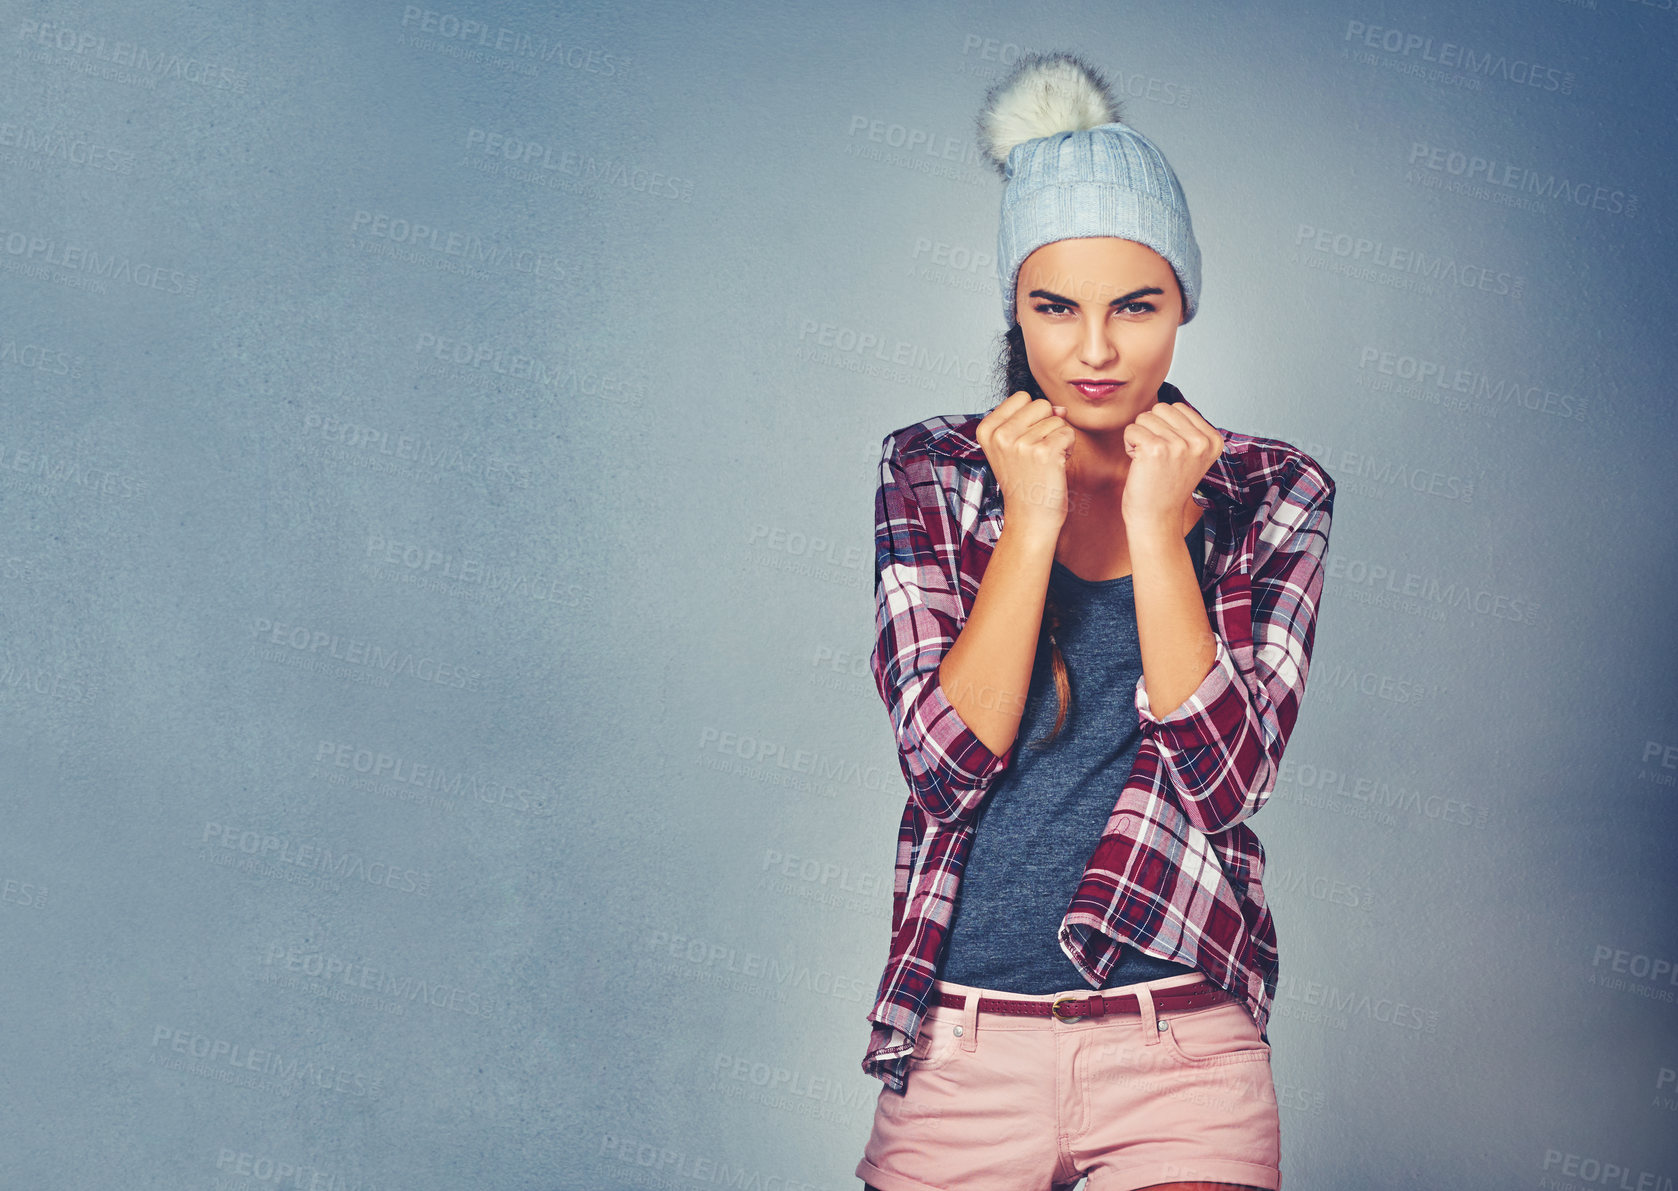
top-left (1065, 424), bottom-right (1135, 495)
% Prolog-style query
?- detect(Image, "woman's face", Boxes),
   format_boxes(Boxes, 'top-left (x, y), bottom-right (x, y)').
top-left (1014, 236), bottom-right (1184, 433)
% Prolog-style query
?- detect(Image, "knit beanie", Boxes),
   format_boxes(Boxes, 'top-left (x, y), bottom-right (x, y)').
top-left (978, 52), bottom-right (1202, 324)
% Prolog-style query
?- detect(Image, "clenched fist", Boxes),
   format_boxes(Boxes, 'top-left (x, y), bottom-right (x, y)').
top-left (975, 392), bottom-right (1076, 539)
top-left (1120, 399), bottom-right (1224, 531)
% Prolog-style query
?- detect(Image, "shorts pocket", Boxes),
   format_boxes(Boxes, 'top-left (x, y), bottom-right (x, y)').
top-left (1159, 1000), bottom-right (1272, 1066)
top-left (907, 1010), bottom-right (962, 1072)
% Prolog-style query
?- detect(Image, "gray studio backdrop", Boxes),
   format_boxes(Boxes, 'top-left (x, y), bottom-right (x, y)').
top-left (2, 0), bottom-right (1675, 1187)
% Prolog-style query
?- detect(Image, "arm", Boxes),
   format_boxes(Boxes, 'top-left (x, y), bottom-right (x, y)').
top-left (1133, 465), bottom-right (1336, 834)
top-left (938, 510), bottom-right (1058, 758)
top-left (869, 438), bottom-right (1050, 827)
top-left (1129, 520), bottom-right (1219, 731)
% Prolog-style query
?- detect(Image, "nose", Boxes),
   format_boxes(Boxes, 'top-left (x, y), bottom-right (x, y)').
top-left (1081, 315), bottom-right (1120, 368)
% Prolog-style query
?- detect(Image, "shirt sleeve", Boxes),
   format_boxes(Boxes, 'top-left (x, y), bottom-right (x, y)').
top-left (1134, 464), bottom-right (1335, 834)
top-left (869, 436), bottom-right (1014, 827)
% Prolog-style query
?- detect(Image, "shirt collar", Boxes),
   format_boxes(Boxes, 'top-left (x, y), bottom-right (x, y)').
top-left (922, 382), bottom-right (1247, 512)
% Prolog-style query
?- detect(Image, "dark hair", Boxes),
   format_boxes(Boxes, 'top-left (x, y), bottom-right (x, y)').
top-left (991, 320), bottom-right (1072, 748)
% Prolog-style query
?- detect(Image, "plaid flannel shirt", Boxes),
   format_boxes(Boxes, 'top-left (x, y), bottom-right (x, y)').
top-left (861, 382), bottom-right (1336, 1093)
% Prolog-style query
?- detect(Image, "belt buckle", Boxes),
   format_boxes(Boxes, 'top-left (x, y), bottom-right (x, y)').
top-left (1050, 994), bottom-right (1085, 1021)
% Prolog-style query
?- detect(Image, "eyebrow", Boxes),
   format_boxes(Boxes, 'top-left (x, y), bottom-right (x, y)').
top-left (1028, 286), bottom-right (1165, 307)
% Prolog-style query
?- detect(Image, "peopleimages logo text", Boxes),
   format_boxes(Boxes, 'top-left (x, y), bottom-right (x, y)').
top-left (1296, 225), bottom-right (1524, 299)
top-left (1344, 20), bottom-right (1574, 93)
top-left (1408, 143), bottom-right (1636, 218)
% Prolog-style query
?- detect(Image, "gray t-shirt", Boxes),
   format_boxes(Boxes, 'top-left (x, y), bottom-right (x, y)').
top-left (939, 519), bottom-right (1207, 993)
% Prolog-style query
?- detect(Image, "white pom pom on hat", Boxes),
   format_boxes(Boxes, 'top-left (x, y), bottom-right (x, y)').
top-left (976, 52), bottom-right (1123, 177)
top-left (979, 51), bottom-right (1202, 323)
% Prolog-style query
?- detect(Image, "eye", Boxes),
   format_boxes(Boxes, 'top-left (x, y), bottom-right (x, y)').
top-left (1034, 302), bottom-right (1074, 316)
top-left (1118, 300), bottom-right (1156, 315)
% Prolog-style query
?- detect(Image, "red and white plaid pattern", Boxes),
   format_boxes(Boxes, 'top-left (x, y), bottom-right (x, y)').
top-left (862, 383), bottom-right (1336, 1093)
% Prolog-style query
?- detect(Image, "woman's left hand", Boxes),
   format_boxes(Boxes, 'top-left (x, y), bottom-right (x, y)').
top-left (1120, 399), bottom-right (1225, 532)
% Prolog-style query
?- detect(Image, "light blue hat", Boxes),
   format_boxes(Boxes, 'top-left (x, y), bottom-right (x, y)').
top-left (978, 52), bottom-right (1201, 324)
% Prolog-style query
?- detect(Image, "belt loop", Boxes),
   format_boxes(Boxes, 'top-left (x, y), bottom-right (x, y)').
top-left (1136, 983), bottom-right (1161, 1046)
top-left (959, 990), bottom-right (979, 1052)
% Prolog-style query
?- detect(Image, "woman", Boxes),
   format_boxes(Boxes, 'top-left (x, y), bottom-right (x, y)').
top-left (855, 53), bottom-right (1335, 1191)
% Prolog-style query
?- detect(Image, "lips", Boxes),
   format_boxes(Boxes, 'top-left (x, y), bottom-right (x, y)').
top-left (1070, 380), bottom-right (1124, 399)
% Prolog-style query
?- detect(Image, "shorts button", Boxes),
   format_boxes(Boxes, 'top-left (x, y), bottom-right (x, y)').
top-left (1158, 1020), bottom-right (1170, 1031)
top-left (953, 1025), bottom-right (963, 1036)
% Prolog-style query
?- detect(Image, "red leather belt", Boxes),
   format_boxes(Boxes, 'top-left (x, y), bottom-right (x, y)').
top-left (932, 981), bottom-right (1235, 1021)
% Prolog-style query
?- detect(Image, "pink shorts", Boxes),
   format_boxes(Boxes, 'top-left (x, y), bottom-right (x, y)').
top-left (856, 971), bottom-right (1281, 1191)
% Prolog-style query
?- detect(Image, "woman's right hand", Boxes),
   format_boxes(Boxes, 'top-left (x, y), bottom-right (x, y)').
top-left (974, 391), bottom-right (1075, 539)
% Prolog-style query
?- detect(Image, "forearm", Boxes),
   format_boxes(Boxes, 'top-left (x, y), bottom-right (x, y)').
top-left (1129, 521), bottom-right (1217, 719)
top-left (937, 522), bottom-right (1058, 756)
top-left (1130, 466), bottom-right (1335, 836)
